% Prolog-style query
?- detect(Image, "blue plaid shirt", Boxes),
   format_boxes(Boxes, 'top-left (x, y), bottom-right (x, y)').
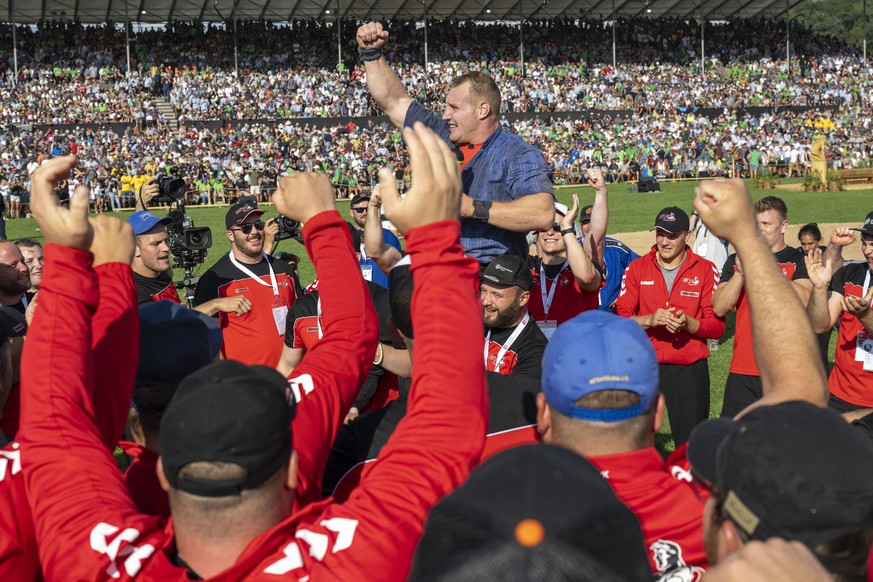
top-left (404, 101), bottom-right (554, 263)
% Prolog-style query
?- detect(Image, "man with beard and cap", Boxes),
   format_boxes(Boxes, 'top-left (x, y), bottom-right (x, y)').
top-left (194, 201), bottom-right (303, 367)
top-left (481, 255), bottom-right (548, 379)
top-left (128, 210), bottom-right (179, 305)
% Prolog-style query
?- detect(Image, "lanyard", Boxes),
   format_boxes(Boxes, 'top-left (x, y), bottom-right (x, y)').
top-left (316, 296), bottom-right (323, 340)
top-left (864, 269), bottom-right (871, 298)
top-left (484, 313), bottom-right (530, 373)
top-left (228, 251), bottom-right (279, 300)
top-left (359, 241), bottom-right (368, 262)
top-left (540, 261), bottom-right (568, 319)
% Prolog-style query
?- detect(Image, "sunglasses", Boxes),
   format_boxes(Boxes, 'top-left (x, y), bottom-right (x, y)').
top-left (351, 207), bottom-right (368, 213)
top-left (232, 220), bottom-right (265, 234)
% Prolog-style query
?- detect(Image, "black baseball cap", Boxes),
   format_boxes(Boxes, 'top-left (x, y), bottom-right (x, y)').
top-left (850, 211), bottom-right (873, 236)
top-left (409, 444), bottom-right (651, 581)
top-left (136, 301), bottom-right (222, 392)
top-left (481, 255), bottom-right (532, 291)
top-left (688, 401), bottom-right (873, 550)
top-left (580, 205), bottom-right (593, 223)
top-left (650, 207), bottom-right (690, 234)
top-left (160, 360), bottom-right (296, 497)
top-left (225, 202), bottom-right (264, 229)
top-left (350, 194), bottom-right (371, 207)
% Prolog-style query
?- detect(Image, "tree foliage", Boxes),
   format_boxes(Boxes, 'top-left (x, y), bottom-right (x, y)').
top-left (790, 0), bottom-right (869, 50)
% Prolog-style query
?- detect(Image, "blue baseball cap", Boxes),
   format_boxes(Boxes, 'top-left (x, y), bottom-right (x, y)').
top-left (542, 310), bottom-right (659, 422)
top-left (128, 210), bottom-right (173, 236)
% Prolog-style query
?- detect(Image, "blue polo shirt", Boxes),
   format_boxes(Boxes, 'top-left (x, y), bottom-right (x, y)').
top-left (404, 101), bottom-right (554, 263)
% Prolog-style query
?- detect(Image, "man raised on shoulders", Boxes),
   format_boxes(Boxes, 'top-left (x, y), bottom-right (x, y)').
top-left (357, 21), bottom-right (554, 264)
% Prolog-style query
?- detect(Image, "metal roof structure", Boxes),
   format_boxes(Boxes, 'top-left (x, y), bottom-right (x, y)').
top-left (0, 0), bottom-right (805, 25)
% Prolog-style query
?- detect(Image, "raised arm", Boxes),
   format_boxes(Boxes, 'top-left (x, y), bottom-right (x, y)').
top-left (560, 194), bottom-right (601, 291)
top-left (694, 179), bottom-right (827, 412)
top-left (90, 219), bottom-right (141, 450)
top-left (823, 227), bottom-right (856, 274)
top-left (22, 158), bottom-right (161, 582)
top-left (363, 189), bottom-right (402, 274)
top-left (805, 249), bottom-right (842, 333)
top-left (711, 255), bottom-right (744, 317)
top-left (272, 174), bottom-right (379, 507)
top-left (582, 169), bottom-right (608, 266)
top-left (357, 22), bottom-right (413, 129)
top-left (310, 124), bottom-right (487, 580)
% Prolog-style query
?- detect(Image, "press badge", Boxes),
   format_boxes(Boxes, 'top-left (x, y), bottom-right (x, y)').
top-left (537, 320), bottom-right (557, 341)
top-left (361, 266), bottom-right (373, 281)
top-left (856, 331), bottom-right (873, 372)
top-left (272, 305), bottom-right (289, 336)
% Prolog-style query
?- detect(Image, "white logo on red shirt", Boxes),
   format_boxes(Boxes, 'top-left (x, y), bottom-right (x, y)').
top-left (670, 466), bottom-right (693, 483)
top-left (0, 443), bottom-right (22, 481)
top-left (89, 522), bottom-right (155, 578)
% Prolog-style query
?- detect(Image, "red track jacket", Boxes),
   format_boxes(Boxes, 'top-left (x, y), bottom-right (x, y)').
top-left (1, 261), bottom-right (139, 581)
top-left (615, 246), bottom-right (724, 365)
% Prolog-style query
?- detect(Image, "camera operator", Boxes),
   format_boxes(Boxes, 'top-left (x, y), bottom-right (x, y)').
top-left (134, 177), bottom-right (159, 211)
top-left (128, 210), bottom-right (180, 304)
top-left (128, 210), bottom-right (253, 318)
top-left (194, 202), bottom-right (304, 367)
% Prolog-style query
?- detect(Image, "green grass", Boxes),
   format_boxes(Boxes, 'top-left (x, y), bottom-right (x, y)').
top-left (11, 178), bottom-right (868, 455)
top-left (555, 178), bottom-right (873, 232)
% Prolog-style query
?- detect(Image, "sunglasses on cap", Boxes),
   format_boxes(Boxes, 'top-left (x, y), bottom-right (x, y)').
top-left (232, 220), bottom-right (265, 234)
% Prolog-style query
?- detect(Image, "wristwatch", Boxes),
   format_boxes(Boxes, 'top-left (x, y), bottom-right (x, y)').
top-left (472, 199), bottom-right (492, 222)
top-left (560, 228), bottom-right (576, 237)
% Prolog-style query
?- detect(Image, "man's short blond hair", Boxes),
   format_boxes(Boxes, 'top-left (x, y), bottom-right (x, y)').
top-left (450, 72), bottom-right (502, 116)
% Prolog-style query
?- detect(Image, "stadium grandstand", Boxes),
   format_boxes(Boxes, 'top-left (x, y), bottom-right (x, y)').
top-left (0, 1), bottom-right (868, 212)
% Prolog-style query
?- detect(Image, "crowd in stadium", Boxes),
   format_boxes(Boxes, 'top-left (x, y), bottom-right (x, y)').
top-left (0, 17), bottom-right (868, 126)
top-left (1, 12), bottom-right (873, 581)
top-left (0, 104), bottom-right (868, 215)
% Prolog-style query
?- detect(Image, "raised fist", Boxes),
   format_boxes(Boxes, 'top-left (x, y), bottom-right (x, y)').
top-left (356, 22), bottom-right (389, 51)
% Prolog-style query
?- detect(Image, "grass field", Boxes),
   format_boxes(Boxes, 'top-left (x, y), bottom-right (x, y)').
top-left (10, 177), bottom-right (869, 454)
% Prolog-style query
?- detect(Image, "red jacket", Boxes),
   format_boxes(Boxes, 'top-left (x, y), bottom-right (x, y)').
top-left (589, 445), bottom-right (708, 578)
top-left (20, 214), bottom-right (486, 582)
top-left (615, 246), bottom-right (724, 365)
top-left (0, 262), bottom-right (138, 581)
